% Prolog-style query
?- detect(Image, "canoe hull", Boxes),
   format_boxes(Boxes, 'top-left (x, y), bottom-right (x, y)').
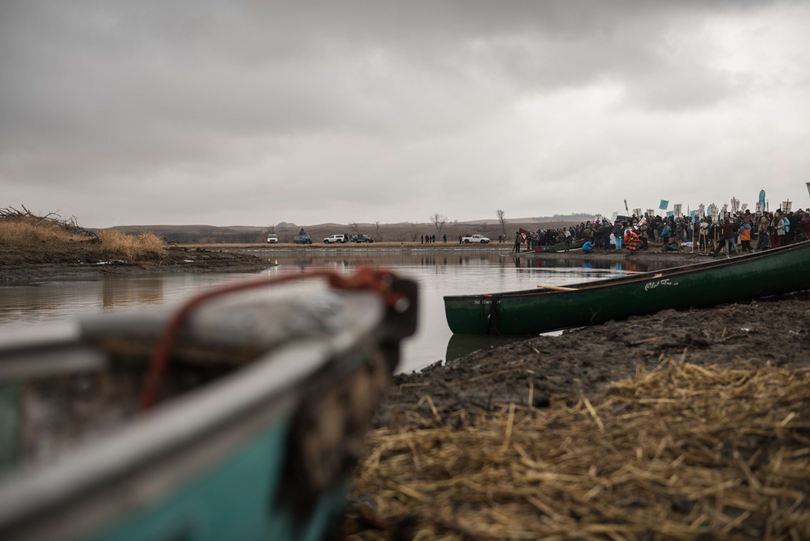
top-left (446, 241), bottom-right (810, 335)
top-left (534, 240), bottom-right (585, 253)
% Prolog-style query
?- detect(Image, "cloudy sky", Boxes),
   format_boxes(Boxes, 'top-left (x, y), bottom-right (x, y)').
top-left (2, 1), bottom-right (809, 228)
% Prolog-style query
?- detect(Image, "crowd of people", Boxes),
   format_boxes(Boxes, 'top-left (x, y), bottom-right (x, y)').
top-left (510, 208), bottom-right (810, 256)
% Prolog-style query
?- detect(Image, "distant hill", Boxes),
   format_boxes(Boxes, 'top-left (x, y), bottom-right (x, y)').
top-left (111, 214), bottom-right (592, 244)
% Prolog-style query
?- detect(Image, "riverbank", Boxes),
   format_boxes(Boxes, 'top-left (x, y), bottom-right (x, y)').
top-left (0, 243), bottom-right (270, 283)
top-left (0, 240), bottom-right (749, 283)
top-left (344, 289), bottom-right (810, 539)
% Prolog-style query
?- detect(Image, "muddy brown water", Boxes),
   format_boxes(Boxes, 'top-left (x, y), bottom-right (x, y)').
top-left (0, 253), bottom-right (666, 373)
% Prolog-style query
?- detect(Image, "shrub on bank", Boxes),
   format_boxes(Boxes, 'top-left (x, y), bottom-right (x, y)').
top-left (97, 229), bottom-right (167, 260)
top-left (0, 216), bottom-right (86, 244)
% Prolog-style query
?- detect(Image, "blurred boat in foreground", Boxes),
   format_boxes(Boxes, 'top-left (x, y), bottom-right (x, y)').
top-left (0, 269), bottom-right (417, 541)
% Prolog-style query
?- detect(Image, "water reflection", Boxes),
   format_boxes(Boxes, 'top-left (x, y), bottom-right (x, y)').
top-left (102, 277), bottom-right (164, 308)
top-left (0, 253), bottom-right (665, 373)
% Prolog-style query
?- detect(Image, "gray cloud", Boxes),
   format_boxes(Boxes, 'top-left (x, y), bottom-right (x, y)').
top-left (1, 0), bottom-right (808, 226)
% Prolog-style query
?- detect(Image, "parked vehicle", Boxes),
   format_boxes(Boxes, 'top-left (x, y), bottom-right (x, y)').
top-left (324, 234), bottom-right (346, 244)
top-left (352, 234), bottom-right (374, 243)
top-left (266, 234), bottom-right (279, 243)
top-left (445, 241), bottom-right (810, 335)
top-left (461, 234), bottom-right (490, 244)
top-left (293, 234), bottom-right (312, 244)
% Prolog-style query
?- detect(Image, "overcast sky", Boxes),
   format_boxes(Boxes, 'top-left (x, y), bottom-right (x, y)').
top-left (2, 1), bottom-right (809, 227)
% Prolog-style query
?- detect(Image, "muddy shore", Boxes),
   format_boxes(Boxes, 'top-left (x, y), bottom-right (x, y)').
top-left (382, 289), bottom-right (810, 422)
top-left (1, 241), bottom-right (718, 283)
top-left (0, 244), bottom-right (271, 283)
top-left (350, 277), bottom-right (810, 539)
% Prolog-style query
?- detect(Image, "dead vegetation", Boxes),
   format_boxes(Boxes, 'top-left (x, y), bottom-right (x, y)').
top-left (96, 229), bottom-right (166, 260)
top-left (346, 359), bottom-right (810, 540)
top-left (1, 206), bottom-right (166, 261)
top-left (0, 206), bottom-right (95, 244)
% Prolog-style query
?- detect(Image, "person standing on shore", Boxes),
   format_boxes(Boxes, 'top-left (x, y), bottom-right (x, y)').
top-left (699, 219), bottom-right (709, 251)
top-left (563, 228), bottom-right (572, 252)
top-left (757, 213), bottom-right (770, 251)
top-left (625, 230), bottom-right (640, 254)
top-left (772, 211), bottom-right (785, 248)
top-left (798, 210), bottom-right (810, 241)
top-left (513, 231), bottom-right (521, 253)
top-left (661, 222), bottom-right (671, 247)
top-left (714, 217), bottom-right (738, 256)
top-left (738, 220), bottom-right (752, 252)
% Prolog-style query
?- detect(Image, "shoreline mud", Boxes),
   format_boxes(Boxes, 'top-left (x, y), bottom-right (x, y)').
top-left (0, 245), bottom-right (271, 283)
top-left (347, 289), bottom-right (810, 539)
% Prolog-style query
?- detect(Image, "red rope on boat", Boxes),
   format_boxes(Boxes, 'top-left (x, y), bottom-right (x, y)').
top-left (139, 267), bottom-right (403, 410)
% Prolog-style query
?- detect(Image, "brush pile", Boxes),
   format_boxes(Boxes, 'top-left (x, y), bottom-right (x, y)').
top-left (0, 205), bottom-right (97, 243)
top-left (346, 359), bottom-right (810, 540)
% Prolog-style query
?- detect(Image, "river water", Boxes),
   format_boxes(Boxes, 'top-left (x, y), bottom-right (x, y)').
top-left (0, 252), bottom-right (664, 373)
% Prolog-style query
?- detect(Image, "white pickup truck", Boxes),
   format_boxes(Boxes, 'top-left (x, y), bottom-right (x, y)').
top-left (461, 234), bottom-right (490, 244)
top-left (323, 234), bottom-right (346, 244)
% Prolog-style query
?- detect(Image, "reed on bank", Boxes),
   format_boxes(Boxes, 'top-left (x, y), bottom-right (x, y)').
top-left (346, 359), bottom-right (810, 540)
top-left (96, 229), bottom-right (166, 260)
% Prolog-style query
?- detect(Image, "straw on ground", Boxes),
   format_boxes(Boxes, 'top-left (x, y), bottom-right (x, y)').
top-left (347, 359), bottom-right (810, 540)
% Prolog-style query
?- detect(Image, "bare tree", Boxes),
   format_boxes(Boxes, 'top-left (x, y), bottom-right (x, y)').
top-left (268, 224), bottom-right (276, 234)
top-left (430, 213), bottom-right (447, 237)
top-left (374, 221), bottom-right (383, 241)
top-left (349, 222), bottom-right (360, 235)
top-left (496, 210), bottom-right (506, 239)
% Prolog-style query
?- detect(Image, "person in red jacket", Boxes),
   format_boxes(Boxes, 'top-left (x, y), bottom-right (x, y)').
top-left (624, 230), bottom-right (641, 253)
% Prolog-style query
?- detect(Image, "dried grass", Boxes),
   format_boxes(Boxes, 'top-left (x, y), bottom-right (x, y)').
top-left (0, 206), bottom-right (90, 244)
top-left (347, 359), bottom-right (810, 540)
top-left (96, 229), bottom-right (166, 260)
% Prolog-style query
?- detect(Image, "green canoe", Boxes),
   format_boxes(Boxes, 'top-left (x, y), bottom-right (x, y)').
top-left (0, 271), bottom-right (417, 541)
top-left (445, 241), bottom-right (810, 335)
top-left (534, 240), bottom-right (585, 252)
